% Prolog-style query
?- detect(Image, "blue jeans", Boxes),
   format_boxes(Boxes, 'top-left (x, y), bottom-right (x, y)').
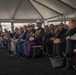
top-left (0, 40), bottom-right (4, 48)
top-left (16, 41), bottom-right (24, 54)
top-left (66, 39), bottom-right (76, 67)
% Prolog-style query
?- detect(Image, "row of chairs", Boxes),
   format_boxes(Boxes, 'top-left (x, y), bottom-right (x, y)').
top-left (2, 38), bottom-right (46, 59)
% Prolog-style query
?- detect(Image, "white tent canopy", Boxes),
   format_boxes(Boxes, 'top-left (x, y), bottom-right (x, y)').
top-left (0, 0), bottom-right (76, 22)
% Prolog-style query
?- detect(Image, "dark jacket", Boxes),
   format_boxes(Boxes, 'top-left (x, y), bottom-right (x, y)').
top-left (34, 27), bottom-right (45, 44)
top-left (21, 31), bottom-right (28, 40)
top-left (14, 33), bottom-right (19, 39)
top-left (60, 28), bottom-right (76, 42)
top-left (55, 28), bottom-right (66, 38)
top-left (44, 31), bottom-right (55, 42)
top-left (18, 31), bottom-right (28, 40)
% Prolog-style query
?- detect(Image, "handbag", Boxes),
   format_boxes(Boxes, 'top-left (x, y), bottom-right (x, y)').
top-left (49, 56), bottom-right (65, 68)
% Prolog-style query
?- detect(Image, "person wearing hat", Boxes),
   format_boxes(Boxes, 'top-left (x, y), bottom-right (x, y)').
top-left (27, 21), bottom-right (45, 57)
top-left (21, 21), bottom-right (45, 58)
top-left (27, 24), bottom-right (35, 41)
top-left (19, 24), bottom-right (36, 57)
top-left (30, 20), bottom-right (45, 47)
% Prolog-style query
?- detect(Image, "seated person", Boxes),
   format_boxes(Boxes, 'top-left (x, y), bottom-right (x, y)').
top-left (22, 21), bottom-right (44, 58)
top-left (44, 25), bottom-right (55, 56)
top-left (21, 24), bottom-right (35, 57)
top-left (11, 27), bottom-right (19, 55)
top-left (11, 27), bottom-right (24, 55)
top-left (54, 19), bottom-right (76, 69)
top-left (52, 23), bottom-right (67, 56)
top-left (63, 19), bottom-right (76, 70)
top-left (2, 29), bottom-right (11, 52)
top-left (0, 32), bottom-right (4, 49)
top-left (16, 25), bottom-right (28, 54)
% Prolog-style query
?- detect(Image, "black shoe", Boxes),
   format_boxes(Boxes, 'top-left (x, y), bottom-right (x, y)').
top-left (19, 53), bottom-right (22, 56)
top-left (10, 54), bottom-right (17, 57)
top-left (25, 56), bottom-right (29, 59)
top-left (46, 53), bottom-right (50, 57)
top-left (62, 52), bottom-right (66, 57)
top-left (4, 52), bottom-right (9, 55)
top-left (62, 66), bottom-right (73, 70)
top-left (20, 55), bottom-right (25, 59)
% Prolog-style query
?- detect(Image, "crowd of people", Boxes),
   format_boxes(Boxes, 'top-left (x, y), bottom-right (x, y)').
top-left (0, 19), bottom-right (76, 70)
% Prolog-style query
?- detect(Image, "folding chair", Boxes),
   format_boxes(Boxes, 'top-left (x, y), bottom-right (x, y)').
top-left (32, 37), bottom-right (46, 59)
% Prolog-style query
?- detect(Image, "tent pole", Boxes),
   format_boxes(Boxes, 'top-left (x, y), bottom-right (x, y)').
top-left (11, 21), bottom-right (14, 33)
top-left (63, 16), bottom-right (66, 24)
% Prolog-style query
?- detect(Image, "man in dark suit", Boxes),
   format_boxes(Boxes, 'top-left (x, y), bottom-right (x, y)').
top-left (53, 23), bottom-right (66, 56)
top-left (13, 27), bottom-right (19, 39)
top-left (18, 25), bottom-right (28, 40)
top-left (44, 25), bottom-right (55, 56)
top-left (55, 20), bottom-right (76, 70)
top-left (34, 22), bottom-right (45, 44)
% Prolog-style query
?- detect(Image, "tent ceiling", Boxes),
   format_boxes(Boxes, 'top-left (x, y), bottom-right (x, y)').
top-left (0, 0), bottom-right (19, 19)
top-left (0, 0), bottom-right (76, 22)
top-left (14, 0), bottom-right (42, 19)
top-left (34, 0), bottom-right (73, 15)
top-left (30, 0), bottom-right (60, 19)
top-left (61, 0), bottom-right (76, 9)
top-left (65, 11), bottom-right (76, 18)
